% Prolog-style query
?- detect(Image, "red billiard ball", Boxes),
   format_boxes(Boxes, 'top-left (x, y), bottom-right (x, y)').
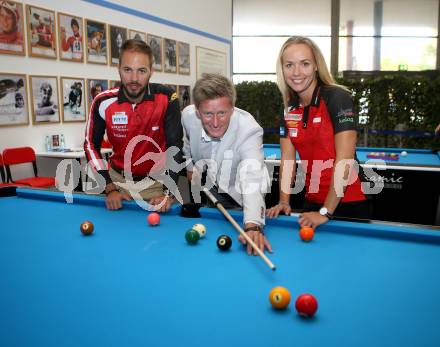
top-left (80, 221), bottom-right (94, 235)
top-left (299, 226), bottom-right (314, 242)
top-left (295, 293), bottom-right (318, 317)
top-left (147, 212), bottom-right (160, 226)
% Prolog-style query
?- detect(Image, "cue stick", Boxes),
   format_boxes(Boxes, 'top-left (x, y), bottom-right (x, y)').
top-left (203, 188), bottom-right (276, 271)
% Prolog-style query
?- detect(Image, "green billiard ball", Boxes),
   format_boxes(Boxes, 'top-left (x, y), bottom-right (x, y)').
top-left (216, 235), bottom-right (232, 251)
top-left (185, 229), bottom-right (200, 245)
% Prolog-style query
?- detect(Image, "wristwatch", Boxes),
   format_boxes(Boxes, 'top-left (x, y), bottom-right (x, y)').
top-left (319, 207), bottom-right (333, 219)
top-left (244, 225), bottom-right (264, 234)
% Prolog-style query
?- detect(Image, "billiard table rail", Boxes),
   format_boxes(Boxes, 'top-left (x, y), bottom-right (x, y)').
top-left (12, 188), bottom-right (440, 246)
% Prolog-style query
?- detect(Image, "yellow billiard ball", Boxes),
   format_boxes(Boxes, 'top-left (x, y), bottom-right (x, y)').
top-left (269, 286), bottom-right (291, 310)
top-left (192, 223), bottom-right (206, 238)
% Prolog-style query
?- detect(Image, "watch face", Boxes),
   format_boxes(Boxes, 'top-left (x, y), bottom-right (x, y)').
top-left (319, 207), bottom-right (328, 216)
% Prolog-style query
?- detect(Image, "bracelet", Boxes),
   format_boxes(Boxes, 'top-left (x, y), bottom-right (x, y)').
top-left (105, 188), bottom-right (119, 196)
top-left (244, 225), bottom-right (264, 234)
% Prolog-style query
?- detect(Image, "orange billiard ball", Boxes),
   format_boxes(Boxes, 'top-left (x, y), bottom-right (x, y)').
top-left (299, 226), bottom-right (314, 242)
top-left (147, 212), bottom-right (160, 226)
top-left (80, 221), bottom-right (94, 235)
top-left (269, 286), bottom-right (291, 310)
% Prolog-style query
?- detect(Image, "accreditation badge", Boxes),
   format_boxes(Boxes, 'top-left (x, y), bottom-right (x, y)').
top-left (112, 112), bottom-right (128, 125)
top-left (289, 128), bottom-right (298, 137)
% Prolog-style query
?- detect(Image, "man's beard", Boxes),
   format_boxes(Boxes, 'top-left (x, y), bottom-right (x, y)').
top-left (122, 83), bottom-right (147, 100)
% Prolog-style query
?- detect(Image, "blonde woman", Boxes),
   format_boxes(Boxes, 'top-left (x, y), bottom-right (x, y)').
top-left (267, 36), bottom-right (371, 228)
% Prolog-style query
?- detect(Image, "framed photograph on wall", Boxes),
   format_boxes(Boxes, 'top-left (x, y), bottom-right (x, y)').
top-left (0, 1), bottom-right (25, 56)
top-left (177, 42), bottom-right (190, 75)
top-left (0, 73), bottom-right (28, 126)
top-left (86, 79), bottom-right (108, 108)
top-left (26, 5), bottom-right (57, 59)
top-left (29, 75), bottom-right (60, 124)
top-left (164, 38), bottom-right (177, 73)
top-left (129, 29), bottom-right (146, 42)
top-left (57, 13), bottom-right (84, 62)
top-left (147, 34), bottom-right (163, 72)
top-left (196, 46), bottom-right (227, 79)
top-left (60, 77), bottom-right (86, 122)
top-left (178, 85), bottom-right (191, 111)
top-left (109, 80), bottom-right (121, 89)
top-left (109, 25), bottom-right (127, 66)
top-left (85, 19), bottom-right (107, 64)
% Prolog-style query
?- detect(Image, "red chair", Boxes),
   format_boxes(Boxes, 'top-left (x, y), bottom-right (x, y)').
top-left (0, 152), bottom-right (26, 188)
top-left (2, 147), bottom-right (55, 187)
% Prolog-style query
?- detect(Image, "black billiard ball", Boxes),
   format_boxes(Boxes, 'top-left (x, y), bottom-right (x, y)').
top-left (80, 221), bottom-right (94, 235)
top-left (216, 235), bottom-right (232, 251)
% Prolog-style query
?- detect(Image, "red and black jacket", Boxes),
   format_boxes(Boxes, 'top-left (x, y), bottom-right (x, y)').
top-left (84, 83), bottom-right (183, 186)
top-left (280, 83), bottom-right (365, 204)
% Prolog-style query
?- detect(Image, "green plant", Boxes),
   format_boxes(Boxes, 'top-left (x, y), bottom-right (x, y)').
top-left (235, 75), bottom-right (440, 148)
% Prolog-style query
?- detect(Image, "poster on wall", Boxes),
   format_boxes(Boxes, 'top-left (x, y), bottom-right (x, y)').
top-left (86, 79), bottom-right (108, 108)
top-left (26, 5), bottom-right (57, 59)
top-left (163, 38), bottom-right (177, 73)
top-left (196, 46), bottom-right (227, 79)
top-left (60, 77), bottom-right (86, 122)
top-left (29, 75), bottom-right (60, 124)
top-left (178, 85), bottom-right (190, 111)
top-left (109, 25), bottom-right (127, 66)
top-left (129, 29), bottom-right (146, 42)
top-left (0, 0), bottom-right (25, 56)
top-left (0, 73), bottom-right (28, 126)
top-left (177, 42), bottom-right (190, 75)
top-left (57, 13), bottom-right (84, 62)
top-left (147, 34), bottom-right (163, 72)
top-left (85, 19), bottom-right (107, 65)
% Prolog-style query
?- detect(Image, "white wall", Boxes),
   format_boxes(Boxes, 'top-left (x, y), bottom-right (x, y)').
top-left (0, 0), bottom-right (232, 155)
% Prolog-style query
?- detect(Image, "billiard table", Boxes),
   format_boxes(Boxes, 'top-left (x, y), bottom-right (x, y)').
top-left (1, 188), bottom-right (440, 347)
top-left (264, 144), bottom-right (440, 225)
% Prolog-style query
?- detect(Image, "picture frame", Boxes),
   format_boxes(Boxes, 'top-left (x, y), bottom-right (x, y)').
top-left (60, 77), bottom-right (86, 122)
top-left (29, 75), bottom-right (60, 124)
top-left (109, 25), bottom-right (127, 66)
top-left (163, 38), bottom-right (177, 73)
top-left (178, 85), bottom-right (191, 110)
top-left (129, 29), bottom-right (146, 42)
top-left (177, 42), bottom-right (190, 75)
top-left (0, 73), bottom-right (29, 126)
top-left (26, 5), bottom-right (57, 59)
top-left (196, 46), bottom-right (227, 79)
top-left (57, 13), bottom-right (84, 62)
top-left (86, 79), bottom-right (108, 108)
top-left (0, 1), bottom-right (25, 56)
top-left (51, 134), bottom-right (60, 149)
top-left (147, 34), bottom-right (163, 72)
top-left (85, 19), bottom-right (107, 65)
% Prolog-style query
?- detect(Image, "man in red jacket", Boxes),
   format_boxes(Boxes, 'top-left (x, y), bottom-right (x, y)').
top-left (84, 39), bottom-right (184, 212)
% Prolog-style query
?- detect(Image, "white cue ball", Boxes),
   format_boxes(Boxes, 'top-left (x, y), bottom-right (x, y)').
top-left (401, 151), bottom-right (408, 156)
top-left (192, 223), bottom-right (206, 238)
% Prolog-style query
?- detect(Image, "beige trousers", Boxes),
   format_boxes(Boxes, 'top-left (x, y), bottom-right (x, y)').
top-left (109, 167), bottom-right (164, 201)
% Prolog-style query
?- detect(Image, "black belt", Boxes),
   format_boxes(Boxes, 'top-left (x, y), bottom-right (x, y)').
top-left (110, 163), bottom-right (151, 182)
